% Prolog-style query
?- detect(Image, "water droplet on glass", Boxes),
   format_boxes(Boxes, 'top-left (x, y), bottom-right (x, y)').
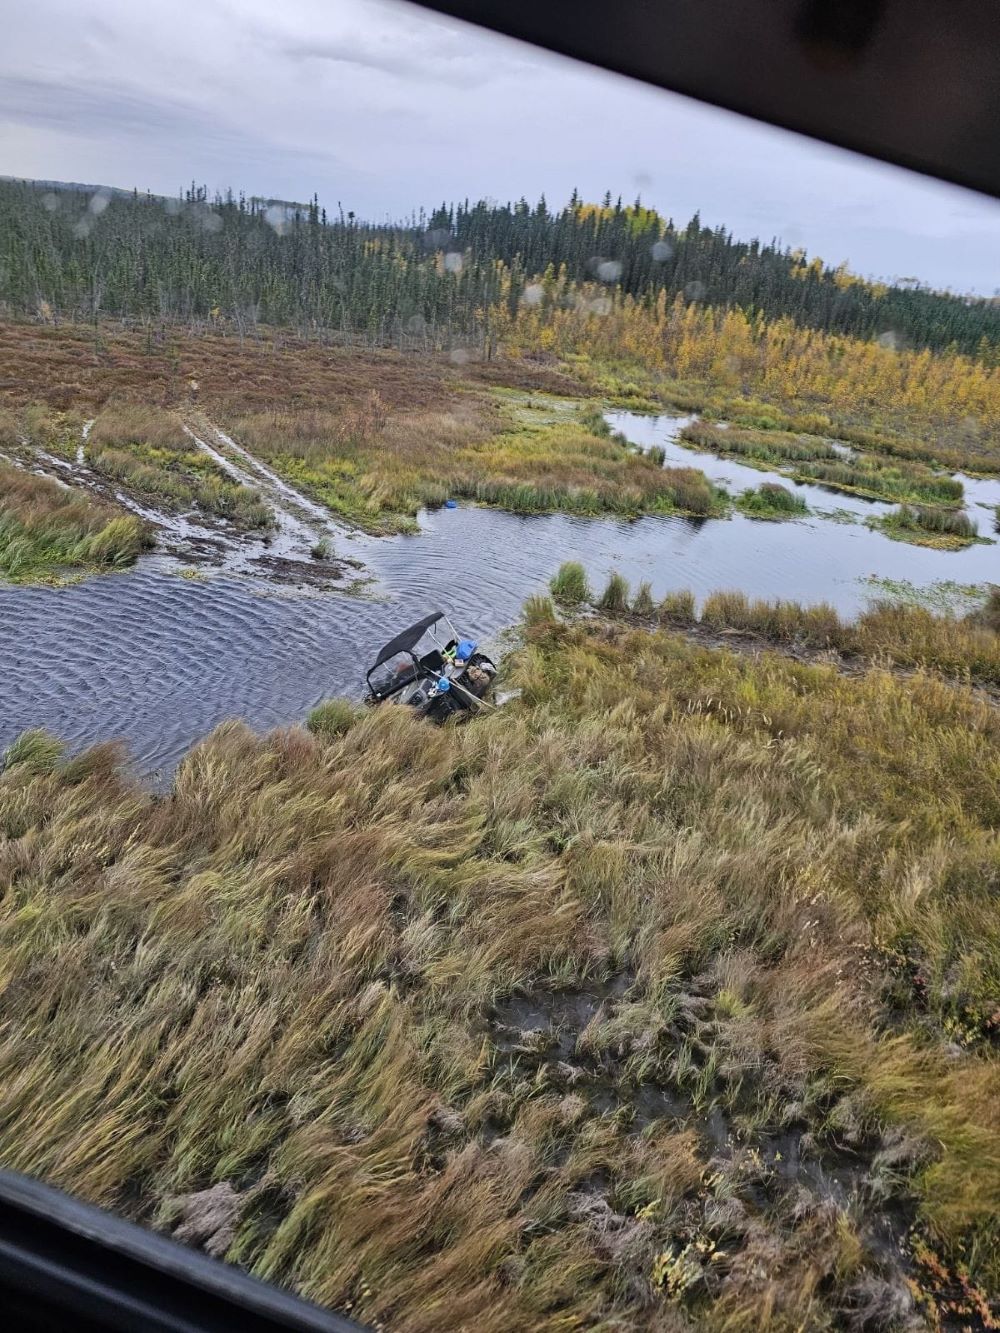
top-left (72, 217), bottom-right (93, 239)
top-left (88, 189), bottom-right (111, 216)
top-left (424, 227), bottom-right (451, 250)
top-left (449, 347), bottom-right (470, 365)
top-left (651, 240), bottom-right (673, 262)
top-left (522, 283), bottom-right (545, 307)
top-left (596, 259), bottom-right (622, 283)
top-left (588, 296), bottom-right (612, 317)
top-left (407, 313), bottom-right (426, 334)
top-left (443, 251), bottom-right (463, 274)
top-left (41, 192), bottom-right (59, 212)
top-left (264, 204), bottom-right (289, 234)
top-left (876, 330), bottom-right (900, 350)
top-left (684, 280), bottom-right (707, 301)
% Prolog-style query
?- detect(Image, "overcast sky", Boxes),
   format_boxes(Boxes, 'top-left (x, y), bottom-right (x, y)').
top-left (3, 0), bottom-right (1000, 293)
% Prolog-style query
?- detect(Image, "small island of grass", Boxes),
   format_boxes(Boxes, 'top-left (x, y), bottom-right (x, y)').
top-left (735, 481), bottom-right (809, 520)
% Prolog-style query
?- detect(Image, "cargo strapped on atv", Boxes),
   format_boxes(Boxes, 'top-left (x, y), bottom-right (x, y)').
top-left (364, 611), bottom-right (496, 719)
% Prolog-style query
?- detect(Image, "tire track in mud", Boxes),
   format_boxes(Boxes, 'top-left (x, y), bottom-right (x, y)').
top-left (181, 418), bottom-right (364, 569)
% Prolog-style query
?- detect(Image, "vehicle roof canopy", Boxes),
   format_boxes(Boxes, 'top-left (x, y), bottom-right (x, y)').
top-left (371, 611), bottom-right (447, 669)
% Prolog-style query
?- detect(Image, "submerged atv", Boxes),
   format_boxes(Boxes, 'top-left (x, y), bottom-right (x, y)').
top-left (365, 611), bottom-right (496, 722)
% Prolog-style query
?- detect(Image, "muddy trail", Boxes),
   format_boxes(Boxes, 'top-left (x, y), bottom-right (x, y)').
top-left (12, 415), bottom-right (365, 589)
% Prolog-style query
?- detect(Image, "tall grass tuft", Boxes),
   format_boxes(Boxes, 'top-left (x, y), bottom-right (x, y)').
top-left (658, 588), bottom-right (697, 625)
top-left (631, 580), bottom-right (656, 616)
top-left (306, 698), bottom-right (362, 738)
top-left (549, 560), bottom-right (591, 606)
top-left (2, 728), bottom-right (63, 773)
top-left (597, 570), bottom-right (630, 612)
top-left (523, 592), bottom-right (558, 627)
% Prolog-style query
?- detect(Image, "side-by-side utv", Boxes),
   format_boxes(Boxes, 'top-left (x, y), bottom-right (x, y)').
top-left (364, 611), bottom-right (496, 721)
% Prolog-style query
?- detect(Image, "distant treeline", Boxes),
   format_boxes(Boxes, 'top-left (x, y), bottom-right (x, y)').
top-left (1, 179), bottom-right (998, 359)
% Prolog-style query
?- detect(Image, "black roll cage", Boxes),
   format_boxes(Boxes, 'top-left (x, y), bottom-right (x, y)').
top-left (365, 612), bottom-right (462, 700)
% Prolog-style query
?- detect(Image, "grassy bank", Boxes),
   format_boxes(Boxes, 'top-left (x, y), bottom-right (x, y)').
top-left (0, 464), bottom-right (149, 582)
top-left (2, 599), bottom-right (1000, 1328)
top-left (223, 393), bottom-right (727, 533)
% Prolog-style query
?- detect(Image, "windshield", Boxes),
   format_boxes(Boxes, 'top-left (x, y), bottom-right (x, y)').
top-left (3, 1), bottom-right (1000, 1331)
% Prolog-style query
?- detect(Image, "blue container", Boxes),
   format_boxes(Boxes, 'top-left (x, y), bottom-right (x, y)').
top-left (444, 499), bottom-right (458, 509)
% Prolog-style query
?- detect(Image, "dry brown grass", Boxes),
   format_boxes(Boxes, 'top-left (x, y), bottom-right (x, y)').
top-left (0, 320), bottom-right (584, 417)
top-left (2, 604), bottom-right (999, 1328)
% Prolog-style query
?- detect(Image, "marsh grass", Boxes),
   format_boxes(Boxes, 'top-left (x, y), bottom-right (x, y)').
top-left (794, 458), bottom-right (965, 507)
top-left (736, 482), bottom-right (809, 520)
top-left (690, 588), bottom-right (1000, 685)
top-left (2, 603), bottom-right (1000, 1327)
top-left (678, 420), bottom-right (969, 511)
top-left (227, 400), bottom-right (726, 532)
top-left (872, 504), bottom-right (981, 549)
top-left (549, 561), bottom-right (591, 605)
top-left (680, 420), bottom-right (839, 468)
top-left (88, 406), bottom-right (274, 530)
top-left (0, 464), bottom-right (149, 581)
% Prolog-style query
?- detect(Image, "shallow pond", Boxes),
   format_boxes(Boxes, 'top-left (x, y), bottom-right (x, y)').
top-left (1, 410), bottom-right (997, 775)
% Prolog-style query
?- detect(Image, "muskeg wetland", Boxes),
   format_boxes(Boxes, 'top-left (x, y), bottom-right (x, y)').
top-left (3, 589), bottom-right (1000, 1329)
top-left (2, 313), bottom-right (1000, 1327)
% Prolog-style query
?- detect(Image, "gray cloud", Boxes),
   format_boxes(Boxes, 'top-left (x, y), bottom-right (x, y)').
top-left (0, 76), bottom-right (218, 139)
top-left (281, 30), bottom-right (516, 88)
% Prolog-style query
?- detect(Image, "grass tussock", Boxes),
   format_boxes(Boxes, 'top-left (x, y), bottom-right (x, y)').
top-left (597, 570), bottom-right (630, 613)
top-left (0, 463), bottom-right (149, 581)
top-left (549, 560), bottom-right (591, 606)
top-left (736, 482), bottom-right (809, 520)
top-left (873, 504), bottom-right (981, 549)
top-left (2, 605), bottom-right (1000, 1326)
top-left (658, 588), bottom-right (697, 626)
top-left (631, 580), bottom-right (656, 616)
